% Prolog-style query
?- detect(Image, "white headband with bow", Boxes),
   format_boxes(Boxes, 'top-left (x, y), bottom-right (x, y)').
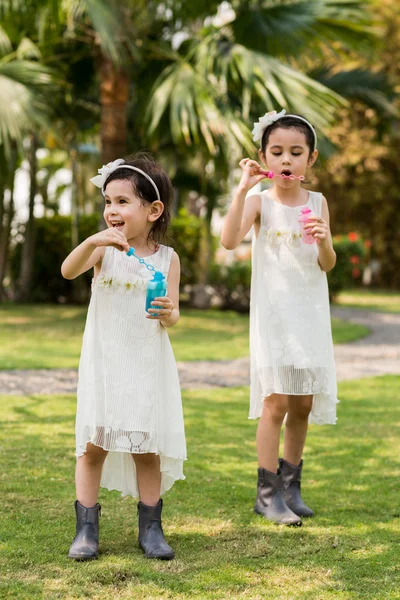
top-left (252, 109), bottom-right (317, 150)
top-left (90, 158), bottom-right (161, 201)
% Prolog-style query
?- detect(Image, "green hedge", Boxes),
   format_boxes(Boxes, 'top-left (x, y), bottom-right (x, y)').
top-left (10, 216), bottom-right (365, 306)
top-left (11, 209), bottom-right (203, 303)
top-left (328, 233), bottom-right (366, 301)
top-left (209, 260), bottom-right (252, 312)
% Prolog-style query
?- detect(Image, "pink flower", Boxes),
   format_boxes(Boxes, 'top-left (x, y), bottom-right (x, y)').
top-left (350, 255), bottom-right (360, 264)
top-left (348, 232), bottom-right (359, 242)
top-left (352, 268), bottom-right (361, 278)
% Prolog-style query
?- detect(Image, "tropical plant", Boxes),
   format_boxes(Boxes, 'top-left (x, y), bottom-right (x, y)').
top-left (0, 23), bottom-right (60, 301)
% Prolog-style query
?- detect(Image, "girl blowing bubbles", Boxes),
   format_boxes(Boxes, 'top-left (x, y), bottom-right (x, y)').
top-left (61, 155), bottom-right (186, 560)
top-left (221, 110), bottom-right (338, 526)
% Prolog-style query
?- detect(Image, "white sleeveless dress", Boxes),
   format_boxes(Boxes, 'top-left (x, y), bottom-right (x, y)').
top-left (75, 245), bottom-right (186, 497)
top-left (250, 190), bottom-right (338, 424)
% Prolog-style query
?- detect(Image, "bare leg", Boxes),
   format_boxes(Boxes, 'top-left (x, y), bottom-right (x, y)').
top-left (75, 443), bottom-right (108, 507)
top-left (256, 394), bottom-right (288, 473)
top-left (133, 453), bottom-right (161, 506)
top-left (283, 395), bottom-right (313, 466)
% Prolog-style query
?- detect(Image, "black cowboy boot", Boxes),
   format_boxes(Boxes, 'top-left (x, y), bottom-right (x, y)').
top-left (279, 458), bottom-right (314, 518)
top-left (68, 500), bottom-right (101, 560)
top-left (254, 467), bottom-right (302, 526)
top-left (138, 499), bottom-right (175, 560)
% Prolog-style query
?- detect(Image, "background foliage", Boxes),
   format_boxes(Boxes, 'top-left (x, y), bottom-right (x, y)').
top-left (10, 210), bottom-right (204, 303)
top-left (0, 0), bottom-right (399, 304)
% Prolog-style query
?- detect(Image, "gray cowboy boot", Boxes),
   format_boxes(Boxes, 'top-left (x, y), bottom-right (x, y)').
top-left (279, 458), bottom-right (314, 518)
top-left (138, 499), bottom-right (175, 560)
top-left (68, 500), bottom-right (101, 560)
top-left (254, 467), bottom-right (302, 526)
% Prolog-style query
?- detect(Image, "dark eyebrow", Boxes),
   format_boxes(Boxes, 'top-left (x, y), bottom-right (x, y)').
top-left (270, 144), bottom-right (305, 150)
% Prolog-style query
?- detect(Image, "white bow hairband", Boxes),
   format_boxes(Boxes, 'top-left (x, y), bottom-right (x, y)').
top-left (90, 158), bottom-right (161, 201)
top-left (252, 109), bottom-right (317, 150)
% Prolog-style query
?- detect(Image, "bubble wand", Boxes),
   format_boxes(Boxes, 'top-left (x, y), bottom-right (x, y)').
top-left (126, 247), bottom-right (167, 312)
top-left (260, 170), bottom-right (305, 181)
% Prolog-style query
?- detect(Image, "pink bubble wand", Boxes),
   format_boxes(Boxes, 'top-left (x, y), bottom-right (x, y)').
top-left (260, 170), bottom-right (304, 181)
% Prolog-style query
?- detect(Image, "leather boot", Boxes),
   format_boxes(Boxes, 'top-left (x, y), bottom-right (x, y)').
top-left (138, 499), bottom-right (175, 560)
top-left (254, 467), bottom-right (302, 526)
top-left (68, 500), bottom-right (101, 560)
top-left (279, 458), bottom-right (314, 518)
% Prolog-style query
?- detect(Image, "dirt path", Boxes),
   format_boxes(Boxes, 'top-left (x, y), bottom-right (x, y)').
top-left (0, 308), bottom-right (398, 395)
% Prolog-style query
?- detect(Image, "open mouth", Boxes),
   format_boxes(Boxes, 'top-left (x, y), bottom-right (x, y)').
top-left (110, 220), bottom-right (125, 228)
top-left (281, 170), bottom-right (292, 176)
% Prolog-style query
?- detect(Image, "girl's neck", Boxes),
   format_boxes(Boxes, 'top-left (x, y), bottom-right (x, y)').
top-left (126, 235), bottom-right (159, 257)
top-left (269, 183), bottom-right (308, 207)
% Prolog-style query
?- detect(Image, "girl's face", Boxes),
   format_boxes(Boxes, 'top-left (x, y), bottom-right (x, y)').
top-left (103, 179), bottom-right (163, 242)
top-left (259, 127), bottom-right (318, 186)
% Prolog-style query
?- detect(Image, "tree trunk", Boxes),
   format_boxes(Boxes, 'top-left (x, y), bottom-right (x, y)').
top-left (189, 189), bottom-right (217, 309)
top-left (70, 148), bottom-right (88, 303)
top-left (0, 145), bottom-right (17, 300)
top-left (0, 170), bottom-right (6, 301)
top-left (14, 134), bottom-right (38, 302)
top-left (71, 148), bottom-right (79, 249)
top-left (0, 182), bottom-right (16, 302)
top-left (97, 56), bottom-right (130, 228)
top-left (100, 56), bottom-right (129, 165)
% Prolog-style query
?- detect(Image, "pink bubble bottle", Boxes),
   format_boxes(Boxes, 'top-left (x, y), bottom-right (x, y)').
top-left (298, 207), bottom-right (315, 244)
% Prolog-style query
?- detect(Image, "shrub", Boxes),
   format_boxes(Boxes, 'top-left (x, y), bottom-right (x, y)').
top-left (11, 215), bottom-right (98, 303)
top-left (11, 208), bottom-right (204, 303)
top-left (209, 260), bottom-right (252, 312)
top-left (328, 233), bottom-right (366, 301)
top-left (168, 208), bottom-right (204, 286)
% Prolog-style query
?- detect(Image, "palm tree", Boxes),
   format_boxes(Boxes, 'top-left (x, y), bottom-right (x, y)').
top-left (0, 25), bottom-right (59, 301)
top-left (141, 0), bottom-right (393, 305)
top-left (144, 0), bottom-right (386, 159)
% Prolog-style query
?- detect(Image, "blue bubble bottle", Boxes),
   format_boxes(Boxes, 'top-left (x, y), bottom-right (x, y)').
top-left (126, 247), bottom-right (167, 313)
top-left (145, 271), bottom-right (167, 313)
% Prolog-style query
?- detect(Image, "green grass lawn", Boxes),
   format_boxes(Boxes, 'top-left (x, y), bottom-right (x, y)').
top-left (335, 289), bottom-right (400, 313)
top-left (0, 304), bottom-right (369, 369)
top-left (0, 376), bottom-right (399, 599)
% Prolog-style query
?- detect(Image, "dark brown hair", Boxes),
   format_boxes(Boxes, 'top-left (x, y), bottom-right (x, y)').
top-left (261, 115), bottom-right (316, 157)
top-left (104, 153), bottom-right (173, 244)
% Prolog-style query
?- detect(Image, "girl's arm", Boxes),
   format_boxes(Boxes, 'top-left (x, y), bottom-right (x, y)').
top-left (305, 196), bottom-right (336, 272)
top-left (221, 158), bottom-right (266, 250)
top-left (61, 229), bottom-right (129, 280)
top-left (147, 251), bottom-right (180, 328)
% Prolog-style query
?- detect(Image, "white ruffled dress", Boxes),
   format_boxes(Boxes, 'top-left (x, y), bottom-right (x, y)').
top-left (75, 245), bottom-right (186, 497)
top-left (250, 190), bottom-right (339, 424)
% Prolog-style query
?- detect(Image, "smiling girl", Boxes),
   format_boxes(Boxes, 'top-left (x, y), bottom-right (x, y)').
top-left (61, 154), bottom-right (186, 561)
top-left (221, 110), bottom-right (338, 527)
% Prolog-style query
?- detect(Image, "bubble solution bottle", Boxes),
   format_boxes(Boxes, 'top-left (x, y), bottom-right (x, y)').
top-left (298, 207), bottom-right (315, 244)
top-left (145, 271), bottom-right (167, 313)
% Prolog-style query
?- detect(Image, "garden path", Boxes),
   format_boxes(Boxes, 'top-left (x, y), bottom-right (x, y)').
top-left (0, 308), bottom-right (398, 395)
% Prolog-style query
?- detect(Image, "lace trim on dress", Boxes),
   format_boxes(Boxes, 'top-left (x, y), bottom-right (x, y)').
top-left (262, 227), bottom-right (303, 247)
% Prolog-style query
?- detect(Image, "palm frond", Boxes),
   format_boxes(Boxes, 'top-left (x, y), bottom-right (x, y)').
top-left (232, 0), bottom-right (378, 57)
top-left (310, 68), bottom-right (398, 117)
top-left (0, 59), bottom-right (58, 92)
top-left (0, 25), bottom-right (12, 56)
top-left (145, 60), bottom-right (253, 155)
top-left (0, 59), bottom-right (58, 155)
top-left (68, 0), bottom-right (138, 64)
top-left (16, 37), bottom-right (42, 60)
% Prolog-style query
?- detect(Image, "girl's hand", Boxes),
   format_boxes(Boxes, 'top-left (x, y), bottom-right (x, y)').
top-left (88, 229), bottom-right (130, 252)
top-left (146, 296), bottom-right (174, 320)
top-left (304, 217), bottom-right (329, 246)
top-left (238, 158), bottom-right (269, 191)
